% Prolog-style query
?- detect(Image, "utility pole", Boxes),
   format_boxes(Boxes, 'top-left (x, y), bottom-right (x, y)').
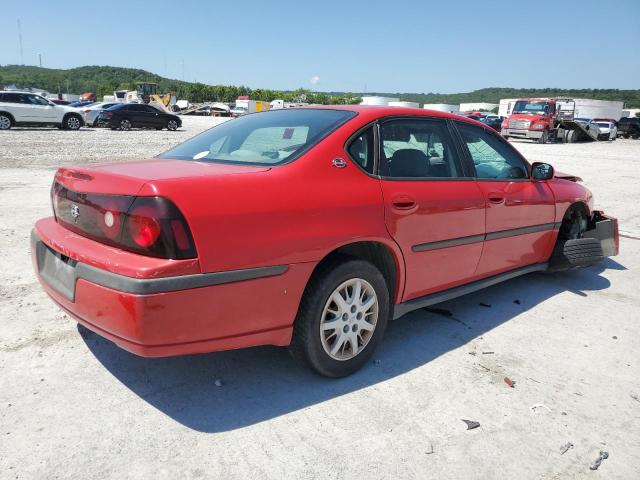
top-left (181, 59), bottom-right (185, 82)
top-left (38, 53), bottom-right (42, 67)
top-left (17, 19), bottom-right (24, 65)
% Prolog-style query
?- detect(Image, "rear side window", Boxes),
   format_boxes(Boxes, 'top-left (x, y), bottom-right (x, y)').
top-left (379, 119), bottom-right (461, 178)
top-left (347, 127), bottom-right (375, 174)
top-left (160, 109), bottom-right (356, 165)
top-left (457, 123), bottom-right (528, 179)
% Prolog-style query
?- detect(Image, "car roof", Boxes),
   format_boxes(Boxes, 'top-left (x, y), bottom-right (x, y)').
top-left (301, 105), bottom-right (489, 128)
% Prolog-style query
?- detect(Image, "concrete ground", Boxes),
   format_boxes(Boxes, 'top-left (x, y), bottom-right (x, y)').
top-left (1, 118), bottom-right (639, 479)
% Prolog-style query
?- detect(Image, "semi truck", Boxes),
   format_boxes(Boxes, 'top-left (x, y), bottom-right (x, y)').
top-left (500, 98), bottom-right (624, 143)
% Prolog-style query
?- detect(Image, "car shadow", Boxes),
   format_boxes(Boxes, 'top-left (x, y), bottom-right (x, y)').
top-left (80, 258), bottom-right (625, 433)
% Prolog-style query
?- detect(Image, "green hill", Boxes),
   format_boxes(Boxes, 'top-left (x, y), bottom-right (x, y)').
top-left (1, 65), bottom-right (639, 107)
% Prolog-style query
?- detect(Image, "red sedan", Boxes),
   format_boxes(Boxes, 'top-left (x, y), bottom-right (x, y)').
top-left (32, 106), bottom-right (619, 377)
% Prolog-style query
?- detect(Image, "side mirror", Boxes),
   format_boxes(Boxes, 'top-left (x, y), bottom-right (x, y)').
top-left (531, 162), bottom-right (554, 181)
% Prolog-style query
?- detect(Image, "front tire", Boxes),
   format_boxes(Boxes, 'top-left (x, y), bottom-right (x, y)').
top-left (167, 119), bottom-right (178, 131)
top-left (289, 258), bottom-right (390, 377)
top-left (63, 114), bottom-right (82, 130)
top-left (538, 130), bottom-right (548, 144)
top-left (0, 114), bottom-right (13, 130)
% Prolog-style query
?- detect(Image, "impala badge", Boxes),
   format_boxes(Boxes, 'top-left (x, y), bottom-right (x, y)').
top-left (70, 203), bottom-right (80, 222)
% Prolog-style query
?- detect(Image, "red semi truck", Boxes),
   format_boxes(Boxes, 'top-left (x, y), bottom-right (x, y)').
top-left (501, 98), bottom-right (598, 144)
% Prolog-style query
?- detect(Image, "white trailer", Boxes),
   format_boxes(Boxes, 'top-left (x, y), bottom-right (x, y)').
top-left (500, 97), bottom-right (624, 120)
top-left (423, 103), bottom-right (460, 113)
top-left (360, 96), bottom-right (399, 106)
top-left (388, 101), bottom-right (420, 108)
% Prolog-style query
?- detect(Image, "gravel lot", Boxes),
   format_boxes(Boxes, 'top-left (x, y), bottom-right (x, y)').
top-left (1, 118), bottom-right (639, 479)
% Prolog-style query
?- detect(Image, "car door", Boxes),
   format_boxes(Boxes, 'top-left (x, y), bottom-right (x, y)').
top-left (26, 94), bottom-right (57, 122)
top-left (455, 122), bottom-right (556, 277)
top-left (377, 118), bottom-right (486, 301)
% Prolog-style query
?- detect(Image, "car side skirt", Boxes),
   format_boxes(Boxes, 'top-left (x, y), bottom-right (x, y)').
top-left (392, 262), bottom-right (548, 319)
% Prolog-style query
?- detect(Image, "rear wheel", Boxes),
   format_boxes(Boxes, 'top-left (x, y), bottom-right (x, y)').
top-left (289, 258), bottom-right (390, 377)
top-left (119, 119), bottom-right (132, 131)
top-left (0, 114), bottom-right (12, 130)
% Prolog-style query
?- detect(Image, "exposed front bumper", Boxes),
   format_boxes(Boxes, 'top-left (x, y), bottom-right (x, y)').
top-left (501, 128), bottom-right (543, 139)
top-left (31, 221), bottom-right (312, 357)
top-left (584, 212), bottom-right (619, 257)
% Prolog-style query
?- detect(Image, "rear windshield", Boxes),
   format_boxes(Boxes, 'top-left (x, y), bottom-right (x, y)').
top-left (159, 109), bottom-right (356, 165)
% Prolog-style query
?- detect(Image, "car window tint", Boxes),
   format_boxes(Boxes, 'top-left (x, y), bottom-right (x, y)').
top-left (458, 123), bottom-right (528, 179)
top-left (379, 119), bottom-right (460, 178)
top-left (347, 127), bottom-right (375, 174)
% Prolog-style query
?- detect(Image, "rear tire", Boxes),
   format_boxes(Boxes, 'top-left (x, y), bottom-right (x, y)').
top-left (289, 258), bottom-right (390, 377)
top-left (0, 113), bottom-right (12, 130)
top-left (119, 119), bottom-right (132, 131)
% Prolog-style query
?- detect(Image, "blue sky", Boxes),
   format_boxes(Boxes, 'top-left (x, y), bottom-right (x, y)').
top-left (2, 0), bottom-right (638, 93)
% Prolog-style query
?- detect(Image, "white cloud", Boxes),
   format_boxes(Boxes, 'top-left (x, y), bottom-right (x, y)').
top-left (310, 75), bottom-right (320, 85)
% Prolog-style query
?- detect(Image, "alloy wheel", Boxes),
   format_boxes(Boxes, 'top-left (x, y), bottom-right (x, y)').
top-left (120, 119), bottom-right (131, 131)
top-left (320, 278), bottom-right (379, 361)
top-left (167, 120), bottom-right (178, 131)
top-left (0, 115), bottom-right (11, 130)
top-left (67, 116), bottom-right (81, 130)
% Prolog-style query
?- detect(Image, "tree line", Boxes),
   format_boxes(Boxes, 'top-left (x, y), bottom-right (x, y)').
top-left (0, 65), bottom-right (361, 104)
top-left (1, 65), bottom-right (639, 108)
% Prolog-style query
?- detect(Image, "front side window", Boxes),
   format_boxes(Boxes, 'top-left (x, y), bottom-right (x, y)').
top-left (160, 109), bottom-right (356, 165)
top-left (28, 95), bottom-right (50, 105)
top-left (379, 119), bottom-right (461, 178)
top-left (457, 123), bottom-right (528, 179)
top-left (347, 127), bottom-right (375, 174)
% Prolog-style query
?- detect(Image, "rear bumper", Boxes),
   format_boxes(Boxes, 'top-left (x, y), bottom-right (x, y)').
top-left (32, 221), bottom-right (313, 357)
top-left (501, 128), bottom-right (543, 139)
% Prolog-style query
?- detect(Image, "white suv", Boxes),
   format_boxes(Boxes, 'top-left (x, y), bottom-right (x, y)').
top-left (0, 91), bottom-right (84, 130)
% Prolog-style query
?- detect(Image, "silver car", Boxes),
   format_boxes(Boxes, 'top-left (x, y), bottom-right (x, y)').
top-left (80, 102), bottom-right (120, 127)
top-left (595, 121), bottom-right (618, 141)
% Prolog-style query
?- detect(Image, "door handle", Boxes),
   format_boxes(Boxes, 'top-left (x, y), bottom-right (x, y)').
top-left (488, 193), bottom-right (505, 204)
top-left (391, 195), bottom-right (417, 210)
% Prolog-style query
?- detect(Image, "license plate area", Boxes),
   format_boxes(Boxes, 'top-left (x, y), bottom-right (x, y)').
top-left (36, 241), bottom-right (78, 301)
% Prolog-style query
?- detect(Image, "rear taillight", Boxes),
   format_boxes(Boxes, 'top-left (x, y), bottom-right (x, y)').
top-left (51, 182), bottom-right (196, 259)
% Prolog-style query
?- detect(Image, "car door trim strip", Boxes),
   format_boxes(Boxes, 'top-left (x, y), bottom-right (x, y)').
top-left (412, 222), bottom-right (561, 252)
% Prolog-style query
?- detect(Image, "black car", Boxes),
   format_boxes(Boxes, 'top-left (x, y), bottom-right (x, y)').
top-left (618, 117), bottom-right (640, 139)
top-left (97, 103), bottom-right (182, 131)
top-left (480, 116), bottom-right (503, 132)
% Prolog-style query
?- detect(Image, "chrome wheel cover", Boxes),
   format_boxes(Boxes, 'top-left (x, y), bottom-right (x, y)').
top-left (320, 278), bottom-right (378, 361)
top-left (0, 116), bottom-right (10, 129)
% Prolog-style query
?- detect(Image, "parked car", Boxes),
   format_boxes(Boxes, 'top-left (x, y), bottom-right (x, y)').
top-left (0, 91), bottom-right (84, 130)
top-left (80, 102), bottom-right (119, 127)
top-left (594, 120), bottom-right (617, 141)
top-left (480, 116), bottom-right (502, 132)
top-left (574, 117), bottom-right (601, 140)
top-left (618, 117), bottom-right (640, 138)
top-left (31, 107), bottom-right (618, 377)
top-left (97, 103), bottom-right (181, 130)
